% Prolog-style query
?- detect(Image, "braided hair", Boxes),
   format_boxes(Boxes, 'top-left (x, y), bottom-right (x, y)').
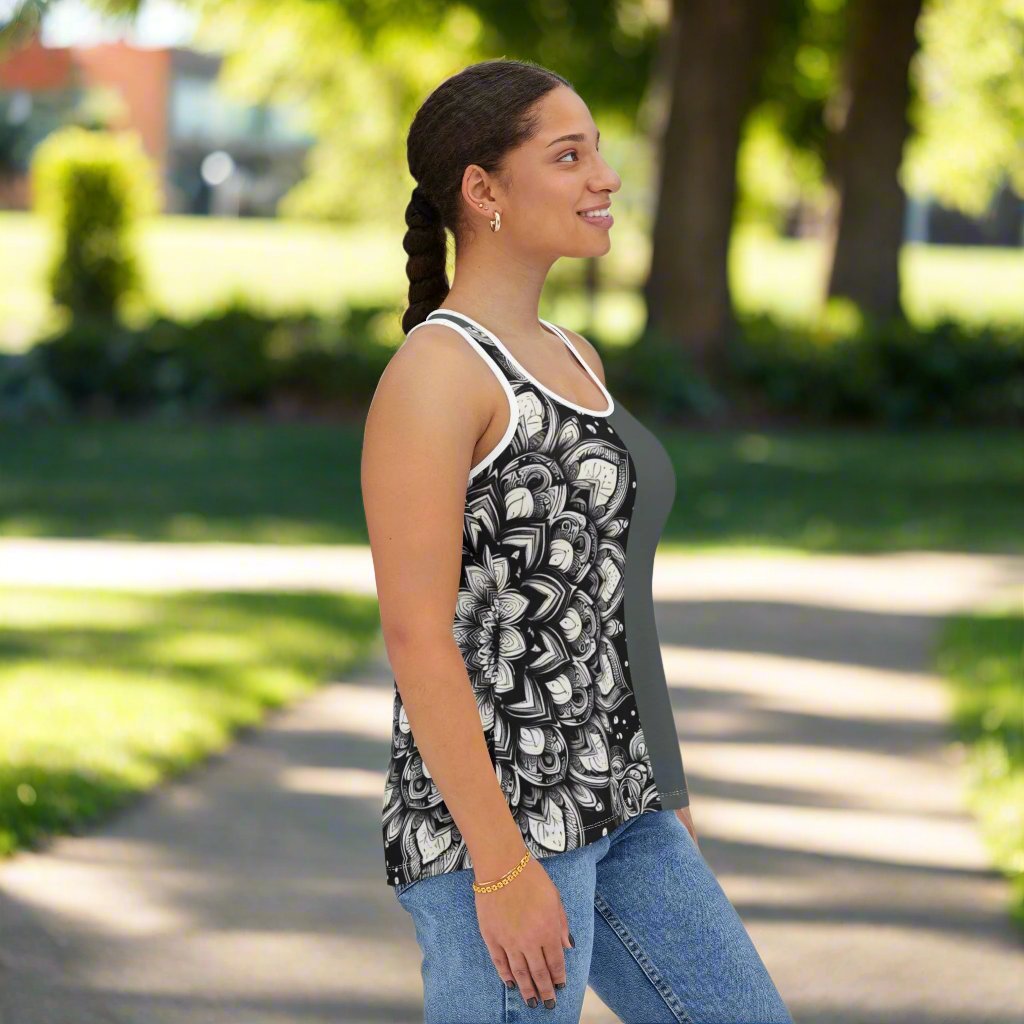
top-left (402, 58), bottom-right (572, 335)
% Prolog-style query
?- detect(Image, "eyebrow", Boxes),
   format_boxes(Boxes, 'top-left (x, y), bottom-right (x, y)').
top-left (546, 129), bottom-right (600, 148)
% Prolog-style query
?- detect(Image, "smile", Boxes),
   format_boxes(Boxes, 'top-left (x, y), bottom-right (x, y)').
top-left (577, 208), bottom-right (613, 227)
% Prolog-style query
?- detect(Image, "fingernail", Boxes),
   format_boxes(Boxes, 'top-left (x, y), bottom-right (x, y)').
top-left (569, 931), bottom-right (576, 947)
top-left (528, 996), bottom-right (538, 1008)
top-left (544, 997), bottom-right (556, 1009)
top-left (505, 980), bottom-right (516, 989)
top-left (555, 981), bottom-right (565, 990)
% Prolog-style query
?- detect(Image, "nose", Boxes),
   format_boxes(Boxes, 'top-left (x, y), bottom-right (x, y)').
top-left (592, 155), bottom-right (621, 195)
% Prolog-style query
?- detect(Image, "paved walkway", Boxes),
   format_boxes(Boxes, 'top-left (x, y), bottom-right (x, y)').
top-left (1, 540), bottom-right (1023, 1023)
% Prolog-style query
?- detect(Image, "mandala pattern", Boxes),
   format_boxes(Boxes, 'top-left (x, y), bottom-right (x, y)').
top-left (382, 318), bottom-right (665, 887)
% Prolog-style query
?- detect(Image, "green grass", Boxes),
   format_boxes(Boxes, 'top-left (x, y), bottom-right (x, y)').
top-left (0, 419), bottom-right (367, 544)
top-left (1, 212), bottom-right (1022, 351)
top-left (0, 213), bottom-right (403, 349)
top-left (657, 425), bottom-right (1024, 555)
top-left (1, 419), bottom-right (1021, 554)
top-left (0, 586), bottom-right (383, 857)
top-left (936, 592), bottom-right (1024, 933)
top-left (728, 227), bottom-right (1024, 329)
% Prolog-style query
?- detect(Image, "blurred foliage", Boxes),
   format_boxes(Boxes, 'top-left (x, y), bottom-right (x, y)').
top-left (5, 0), bottom-right (1022, 227)
top-left (189, 0), bottom-right (665, 223)
top-left (677, 0), bottom-right (846, 230)
top-left (731, 308), bottom-right (1024, 426)
top-left (0, 0), bottom-right (48, 51)
top-left (29, 126), bottom-right (159, 321)
top-left (904, 0), bottom-right (1024, 216)
top-left (742, 0), bottom-right (1024, 225)
top-left (3, 296), bottom-right (1020, 427)
top-left (937, 597), bottom-right (1024, 931)
top-left (0, 297), bottom-right (396, 420)
top-left (191, 0), bottom-right (1024, 229)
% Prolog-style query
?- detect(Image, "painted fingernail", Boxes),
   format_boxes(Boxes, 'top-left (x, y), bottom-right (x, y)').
top-left (569, 932), bottom-right (576, 947)
top-left (544, 997), bottom-right (556, 1008)
top-left (505, 980), bottom-right (516, 989)
top-left (555, 981), bottom-right (565, 990)
top-left (528, 996), bottom-right (538, 1008)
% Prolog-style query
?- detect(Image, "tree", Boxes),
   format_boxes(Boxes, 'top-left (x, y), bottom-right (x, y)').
top-left (644, 0), bottom-right (780, 384)
top-left (904, 0), bottom-right (1024, 216)
top-left (822, 0), bottom-right (924, 318)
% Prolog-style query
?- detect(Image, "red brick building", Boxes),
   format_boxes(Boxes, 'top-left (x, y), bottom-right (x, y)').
top-left (0, 32), bottom-right (313, 215)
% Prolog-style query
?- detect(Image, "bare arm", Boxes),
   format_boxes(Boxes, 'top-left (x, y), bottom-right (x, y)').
top-left (363, 323), bottom-right (574, 1008)
top-left (361, 324), bottom-right (526, 879)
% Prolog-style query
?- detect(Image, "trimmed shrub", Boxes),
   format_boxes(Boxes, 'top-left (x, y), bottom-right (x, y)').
top-left (30, 126), bottom-right (159, 321)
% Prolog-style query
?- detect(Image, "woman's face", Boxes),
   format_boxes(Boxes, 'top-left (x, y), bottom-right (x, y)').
top-left (486, 86), bottom-right (622, 258)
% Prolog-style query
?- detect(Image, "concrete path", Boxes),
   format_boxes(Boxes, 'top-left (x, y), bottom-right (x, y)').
top-left (1, 541), bottom-right (1023, 1023)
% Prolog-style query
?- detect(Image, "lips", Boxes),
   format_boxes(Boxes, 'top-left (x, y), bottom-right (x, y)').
top-left (577, 205), bottom-right (614, 227)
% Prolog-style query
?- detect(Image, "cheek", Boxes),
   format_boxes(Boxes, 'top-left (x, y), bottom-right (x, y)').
top-left (517, 203), bottom-right (571, 238)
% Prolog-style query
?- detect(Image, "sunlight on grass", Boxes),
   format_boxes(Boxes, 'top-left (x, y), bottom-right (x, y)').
top-left (0, 586), bottom-right (382, 857)
top-left (2, 211), bottom-right (1021, 351)
top-left (1, 421), bottom-right (1021, 552)
top-left (936, 591), bottom-right (1024, 933)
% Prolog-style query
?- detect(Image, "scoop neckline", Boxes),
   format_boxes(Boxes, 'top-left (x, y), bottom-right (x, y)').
top-left (426, 307), bottom-right (615, 417)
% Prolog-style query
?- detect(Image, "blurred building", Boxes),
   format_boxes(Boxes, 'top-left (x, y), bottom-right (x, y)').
top-left (0, 33), bottom-right (315, 215)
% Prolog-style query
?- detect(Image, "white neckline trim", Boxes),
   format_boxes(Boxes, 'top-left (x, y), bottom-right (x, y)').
top-left (405, 315), bottom-right (520, 484)
top-left (426, 308), bottom-right (615, 417)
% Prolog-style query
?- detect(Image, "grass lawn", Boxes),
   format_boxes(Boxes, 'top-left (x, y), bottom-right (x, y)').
top-left (1, 419), bottom-right (1021, 554)
top-left (936, 591), bottom-right (1024, 932)
top-left (2, 212), bottom-right (1022, 351)
top-left (0, 586), bottom-right (382, 858)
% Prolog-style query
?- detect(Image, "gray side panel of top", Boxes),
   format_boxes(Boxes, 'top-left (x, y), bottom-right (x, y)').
top-left (608, 401), bottom-right (689, 809)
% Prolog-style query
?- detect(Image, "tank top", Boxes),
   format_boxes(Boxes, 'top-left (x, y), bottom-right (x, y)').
top-left (381, 307), bottom-right (689, 888)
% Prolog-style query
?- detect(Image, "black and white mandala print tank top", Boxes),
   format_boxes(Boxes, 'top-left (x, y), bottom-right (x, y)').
top-left (381, 307), bottom-right (690, 888)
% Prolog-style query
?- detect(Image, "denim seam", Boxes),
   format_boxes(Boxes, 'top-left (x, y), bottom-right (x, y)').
top-left (594, 892), bottom-right (695, 1024)
top-left (394, 878), bottom-right (424, 898)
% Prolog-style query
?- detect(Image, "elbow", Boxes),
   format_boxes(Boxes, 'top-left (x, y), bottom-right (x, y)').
top-left (382, 621), bottom-right (455, 664)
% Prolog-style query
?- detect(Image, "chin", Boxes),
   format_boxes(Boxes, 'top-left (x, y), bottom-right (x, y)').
top-left (562, 237), bottom-right (612, 259)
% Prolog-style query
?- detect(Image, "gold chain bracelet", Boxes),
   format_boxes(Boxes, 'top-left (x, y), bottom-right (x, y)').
top-left (471, 850), bottom-right (531, 894)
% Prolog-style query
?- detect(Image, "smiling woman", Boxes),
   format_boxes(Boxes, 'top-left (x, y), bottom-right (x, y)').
top-left (361, 57), bottom-right (794, 1024)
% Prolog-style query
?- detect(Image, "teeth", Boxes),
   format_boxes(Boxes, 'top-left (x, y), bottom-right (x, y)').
top-left (579, 208), bottom-right (611, 219)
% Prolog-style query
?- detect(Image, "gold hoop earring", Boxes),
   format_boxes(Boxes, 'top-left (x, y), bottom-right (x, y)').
top-left (490, 209), bottom-right (501, 232)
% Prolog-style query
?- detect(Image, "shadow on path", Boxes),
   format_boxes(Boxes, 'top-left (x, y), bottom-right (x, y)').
top-left (1, 553), bottom-right (1022, 1023)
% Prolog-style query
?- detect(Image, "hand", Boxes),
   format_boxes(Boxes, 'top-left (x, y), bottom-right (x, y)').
top-left (473, 856), bottom-right (573, 1010)
top-left (675, 805), bottom-right (700, 851)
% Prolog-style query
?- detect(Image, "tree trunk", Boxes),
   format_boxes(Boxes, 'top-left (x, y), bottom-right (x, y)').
top-left (644, 0), bottom-right (778, 386)
top-left (824, 0), bottom-right (923, 319)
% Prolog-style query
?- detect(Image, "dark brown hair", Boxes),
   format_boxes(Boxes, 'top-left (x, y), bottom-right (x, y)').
top-left (402, 58), bottom-right (572, 335)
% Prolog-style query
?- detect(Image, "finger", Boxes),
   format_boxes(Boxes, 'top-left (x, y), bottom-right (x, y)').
top-left (543, 938), bottom-right (567, 991)
top-left (507, 950), bottom-right (538, 1007)
top-left (524, 944), bottom-right (557, 1008)
top-left (484, 939), bottom-right (516, 991)
top-left (560, 909), bottom-right (575, 949)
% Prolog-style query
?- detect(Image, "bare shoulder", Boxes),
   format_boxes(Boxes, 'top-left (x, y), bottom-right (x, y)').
top-left (363, 319), bottom-right (504, 491)
top-left (390, 321), bottom-right (486, 378)
top-left (553, 324), bottom-right (607, 385)
top-left (372, 321), bottom-right (499, 417)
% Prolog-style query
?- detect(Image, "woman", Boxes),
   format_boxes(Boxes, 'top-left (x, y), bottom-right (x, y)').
top-left (362, 58), bottom-right (793, 1024)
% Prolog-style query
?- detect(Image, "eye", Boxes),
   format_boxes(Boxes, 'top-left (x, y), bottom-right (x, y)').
top-left (557, 149), bottom-right (579, 163)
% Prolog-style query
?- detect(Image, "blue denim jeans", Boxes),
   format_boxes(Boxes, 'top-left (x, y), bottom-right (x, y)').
top-left (392, 808), bottom-right (794, 1023)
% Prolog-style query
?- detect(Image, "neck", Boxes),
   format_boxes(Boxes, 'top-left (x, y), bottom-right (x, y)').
top-left (438, 237), bottom-right (557, 338)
